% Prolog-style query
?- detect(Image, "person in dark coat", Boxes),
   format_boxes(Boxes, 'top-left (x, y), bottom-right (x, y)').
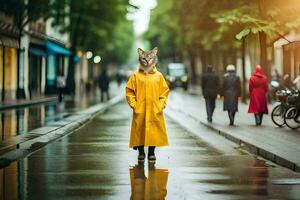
top-left (248, 65), bottom-right (269, 125)
top-left (201, 66), bottom-right (220, 122)
top-left (221, 64), bottom-right (241, 126)
top-left (98, 69), bottom-right (110, 102)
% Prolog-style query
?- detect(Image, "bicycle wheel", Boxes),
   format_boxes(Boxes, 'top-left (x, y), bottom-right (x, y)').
top-left (284, 107), bottom-right (300, 130)
top-left (271, 104), bottom-right (285, 127)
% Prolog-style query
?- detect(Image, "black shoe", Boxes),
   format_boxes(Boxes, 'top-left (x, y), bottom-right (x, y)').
top-left (148, 155), bottom-right (156, 163)
top-left (255, 114), bottom-right (260, 125)
top-left (138, 154), bottom-right (145, 162)
top-left (148, 162), bottom-right (156, 170)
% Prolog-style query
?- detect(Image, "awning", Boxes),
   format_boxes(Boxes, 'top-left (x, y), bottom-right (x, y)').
top-left (46, 40), bottom-right (70, 56)
top-left (29, 46), bottom-right (46, 57)
top-left (73, 55), bottom-right (80, 63)
top-left (0, 35), bottom-right (19, 49)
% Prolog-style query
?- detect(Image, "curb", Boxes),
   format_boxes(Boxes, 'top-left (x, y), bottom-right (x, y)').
top-left (0, 93), bottom-right (125, 168)
top-left (0, 96), bottom-right (57, 111)
top-left (199, 121), bottom-right (300, 172)
top-left (169, 104), bottom-right (300, 173)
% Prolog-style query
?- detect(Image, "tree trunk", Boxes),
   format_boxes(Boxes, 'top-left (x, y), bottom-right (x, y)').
top-left (67, 9), bottom-right (84, 95)
top-left (188, 49), bottom-right (197, 85)
top-left (200, 51), bottom-right (207, 72)
top-left (259, 31), bottom-right (267, 73)
top-left (241, 37), bottom-right (247, 103)
top-left (258, 0), bottom-right (270, 78)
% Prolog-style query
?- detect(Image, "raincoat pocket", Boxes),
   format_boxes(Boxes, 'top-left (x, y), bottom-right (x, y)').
top-left (134, 100), bottom-right (145, 114)
top-left (154, 100), bottom-right (162, 115)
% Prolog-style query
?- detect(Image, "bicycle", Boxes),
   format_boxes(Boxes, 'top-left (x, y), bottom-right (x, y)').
top-left (284, 90), bottom-right (300, 130)
top-left (271, 89), bottom-right (291, 127)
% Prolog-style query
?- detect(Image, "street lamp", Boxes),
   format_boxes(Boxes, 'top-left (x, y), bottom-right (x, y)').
top-left (86, 51), bottom-right (93, 59)
top-left (93, 56), bottom-right (101, 64)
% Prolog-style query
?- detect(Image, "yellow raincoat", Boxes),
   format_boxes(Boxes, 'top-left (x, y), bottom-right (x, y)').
top-left (126, 66), bottom-right (169, 148)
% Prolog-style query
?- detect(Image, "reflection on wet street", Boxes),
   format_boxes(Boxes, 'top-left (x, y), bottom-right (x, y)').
top-left (1, 102), bottom-right (300, 199)
top-left (0, 84), bottom-right (120, 142)
top-left (130, 164), bottom-right (168, 199)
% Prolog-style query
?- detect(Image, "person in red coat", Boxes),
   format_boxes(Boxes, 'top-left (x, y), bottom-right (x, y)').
top-left (248, 65), bottom-right (269, 125)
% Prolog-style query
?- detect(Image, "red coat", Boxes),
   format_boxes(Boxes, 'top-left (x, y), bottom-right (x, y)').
top-left (248, 65), bottom-right (269, 114)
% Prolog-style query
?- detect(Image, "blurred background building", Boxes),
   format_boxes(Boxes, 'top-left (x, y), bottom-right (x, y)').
top-left (0, 0), bottom-right (134, 102)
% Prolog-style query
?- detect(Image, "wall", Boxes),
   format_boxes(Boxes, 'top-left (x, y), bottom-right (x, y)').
top-left (4, 47), bottom-right (17, 100)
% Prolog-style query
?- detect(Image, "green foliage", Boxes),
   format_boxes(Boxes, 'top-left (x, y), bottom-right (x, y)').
top-left (147, 0), bottom-right (300, 55)
top-left (99, 19), bottom-right (134, 65)
top-left (145, 0), bottom-right (183, 61)
top-left (213, 1), bottom-right (300, 40)
top-left (0, 0), bottom-right (134, 65)
top-left (0, 0), bottom-right (50, 27)
top-left (52, 0), bottom-right (134, 65)
top-left (146, 0), bottom-right (244, 61)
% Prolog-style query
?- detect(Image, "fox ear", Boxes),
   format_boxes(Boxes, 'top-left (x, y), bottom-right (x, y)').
top-left (151, 47), bottom-right (158, 56)
top-left (137, 48), bottom-right (144, 56)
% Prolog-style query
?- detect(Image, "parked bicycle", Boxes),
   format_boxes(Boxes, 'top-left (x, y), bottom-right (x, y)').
top-left (284, 90), bottom-right (300, 129)
top-left (271, 89), bottom-right (291, 127)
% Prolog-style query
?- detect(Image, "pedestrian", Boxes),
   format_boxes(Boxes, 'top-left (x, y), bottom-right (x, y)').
top-left (281, 74), bottom-right (294, 90)
top-left (248, 65), bottom-right (269, 125)
top-left (98, 69), bottom-right (110, 102)
top-left (201, 65), bottom-right (220, 123)
top-left (125, 47), bottom-right (169, 163)
top-left (116, 71), bottom-right (123, 87)
top-left (56, 70), bottom-right (66, 102)
top-left (293, 66), bottom-right (300, 90)
top-left (221, 64), bottom-right (241, 126)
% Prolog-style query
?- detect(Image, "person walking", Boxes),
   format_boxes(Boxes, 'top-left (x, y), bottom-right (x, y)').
top-left (56, 70), bottom-right (66, 102)
top-left (126, 47), bottom-right (169, 163)
top-left (201, 65), bottom-right (220, 122)
top-left (98, 69), bottom-right (110, 102)
top-left (281, 74), bottom-right (294, 90)
top-left (221, 64), bottom-right (241, 126)
top-left (248, 65), bottom-right (268, 125)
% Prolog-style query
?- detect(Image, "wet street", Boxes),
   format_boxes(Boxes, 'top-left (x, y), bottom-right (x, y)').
top-left (0, 83), bottom-right (121, 142)
top-left (1, 101), bottom-right (300, 200)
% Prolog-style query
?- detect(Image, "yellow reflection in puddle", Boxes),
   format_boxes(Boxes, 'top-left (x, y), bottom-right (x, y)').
top-left (130, 163), bottom-right (168, 200)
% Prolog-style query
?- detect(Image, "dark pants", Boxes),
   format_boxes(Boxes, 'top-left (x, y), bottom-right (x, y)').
top-left (101, 89), bottom-right (110, 102)
top-left (228, 111), bottom-right (236, 125)
top-left (58, 88), bottom-right (64, 102)
top-left (136, 145), bottom-right (155, 156)
top-left (205, 98), bottom-right (216, 122)
top-left (254, 113), bottom-right (264, 125)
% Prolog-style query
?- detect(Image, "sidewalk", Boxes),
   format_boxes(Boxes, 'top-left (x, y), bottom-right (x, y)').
top-left (0, 84), bottom-right (125, 167)
top-left (0, 96), bottom-right (57, 110)
top-left (168, 90), bottom-right (300, 172)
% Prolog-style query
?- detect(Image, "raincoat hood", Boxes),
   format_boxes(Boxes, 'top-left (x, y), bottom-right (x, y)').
top-left (253, 65), bottom-right (266, 78)
top-left (139, 65), bottom-right (157, 74)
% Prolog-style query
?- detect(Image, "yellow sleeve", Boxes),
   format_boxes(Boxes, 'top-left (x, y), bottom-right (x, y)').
top-left (159, 74), bottom-right (170, 110)
top-left (125, 74), bottom-right (137, 109)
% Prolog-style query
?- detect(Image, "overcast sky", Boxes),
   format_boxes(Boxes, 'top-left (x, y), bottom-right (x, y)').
top-left (129, 0), bottom-right (157, 36)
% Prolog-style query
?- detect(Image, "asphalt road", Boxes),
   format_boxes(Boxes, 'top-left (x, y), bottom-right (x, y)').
top-left (1, 101), bottom-right (300, 200)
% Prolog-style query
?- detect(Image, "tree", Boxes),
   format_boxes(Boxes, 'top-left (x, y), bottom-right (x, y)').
top-left (213, 0), bottom-right (300, 76)
top-left (51, 0), bottom-right (134, 92)
top-left (145, 0), bottom-right (183, 62)
top-left (0, 0), bottom-right (50, 30)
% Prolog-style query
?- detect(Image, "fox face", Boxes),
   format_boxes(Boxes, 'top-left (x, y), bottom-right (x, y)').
top-left (137, 47), bottom-right (158, 68)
